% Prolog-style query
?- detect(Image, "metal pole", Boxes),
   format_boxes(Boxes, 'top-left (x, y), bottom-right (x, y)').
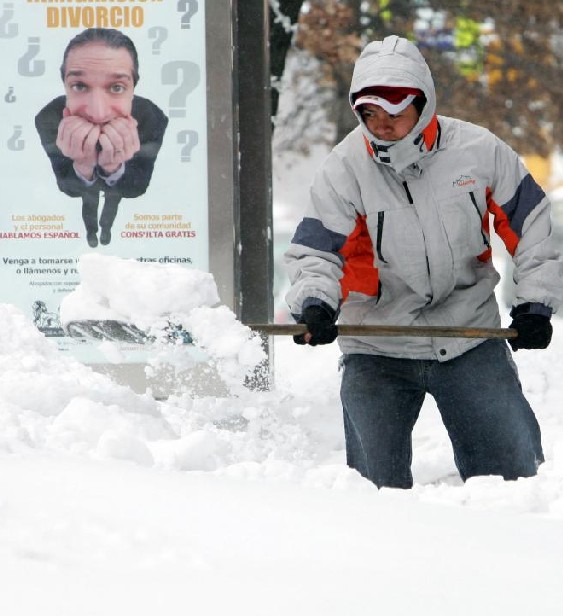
top-left (233, 0), bottom-right (274, 388)
top-left (233, 0), bottom-right (273, 324)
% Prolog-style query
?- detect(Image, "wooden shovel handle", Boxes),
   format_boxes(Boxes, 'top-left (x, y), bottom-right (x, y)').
top-left (248, 323), bottom-right (517, 339)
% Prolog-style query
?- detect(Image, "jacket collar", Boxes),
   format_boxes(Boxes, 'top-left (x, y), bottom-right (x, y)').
top-left (362, 114), bottom-right (440, 173)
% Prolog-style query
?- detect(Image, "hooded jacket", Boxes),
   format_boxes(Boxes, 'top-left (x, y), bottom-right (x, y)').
top-left (284, 35), bottom-right (562, 361)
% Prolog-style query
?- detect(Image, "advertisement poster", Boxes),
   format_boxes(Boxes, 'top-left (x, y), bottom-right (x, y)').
top-left (0, 1), bottom-right (207, 361)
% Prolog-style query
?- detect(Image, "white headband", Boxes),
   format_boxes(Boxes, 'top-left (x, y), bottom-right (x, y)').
top-left (354, 93), bottom-right (416, 115)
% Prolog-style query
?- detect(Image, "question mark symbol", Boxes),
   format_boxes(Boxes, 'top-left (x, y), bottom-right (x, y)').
top-left (7, 125), bottom-right (24, 151)
top-left (148, 26), bottom-right (168, 55)
top-left (0, 2), bottom-right (17, 38)
top-left (177, 0), bottom-right (198, 29)
top-left (18, 37), bottom-right (45, 77)
top-left (161, 61), bottom-right (200, 118)
top-left (177, 130), bottom-right (199, 162)
top-left (4, 86), bottom-right (16, 103)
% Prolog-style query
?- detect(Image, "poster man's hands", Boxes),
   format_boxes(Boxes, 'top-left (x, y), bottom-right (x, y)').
top-left (57, 109), bottom-right (100, 180)
top-left (97, 116), bottom-right (140, 175)
top-left (57, 109), bottom-right (140, 179)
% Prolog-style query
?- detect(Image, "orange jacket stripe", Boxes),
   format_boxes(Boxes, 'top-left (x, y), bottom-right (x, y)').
top-left (486, 187), bottom-right (519, 256)
top-left (363, 135), bottom-right (375, 157)
top-left (421, 114), bottom-right (438, 150)
top-left (338, 215), bottom-right (378, 301)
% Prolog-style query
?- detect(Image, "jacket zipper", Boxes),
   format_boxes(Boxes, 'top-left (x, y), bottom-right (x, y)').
top-left (402, 181), bottom-right (414, 205)
top-left (469, 191), bottom-right (490, 248)
top-left (376, 212), bottom-right (388, 263)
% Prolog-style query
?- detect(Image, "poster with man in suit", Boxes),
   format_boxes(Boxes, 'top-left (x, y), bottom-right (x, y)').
top-left (0, 3), bottom-right (208, 362)
top-left (35, 28), bottom-right (169, 248)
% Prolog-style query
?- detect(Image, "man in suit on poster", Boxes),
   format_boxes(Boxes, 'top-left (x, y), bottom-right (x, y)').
top-left (36, 28), bottom-right (168, 248)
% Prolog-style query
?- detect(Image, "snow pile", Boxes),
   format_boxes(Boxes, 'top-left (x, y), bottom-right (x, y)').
top-left (0, 300), bottom-right (342, 477)
top-left (3, 283), bottom-right (563, 517)
top-left (60, 254), bottom-right (266, 391)
top-left (0, 303), bottom-right (174, 464)
top-left (60, 253), bottom-right (221, 324)
top-left (2, 254), bottom-right (563, 516)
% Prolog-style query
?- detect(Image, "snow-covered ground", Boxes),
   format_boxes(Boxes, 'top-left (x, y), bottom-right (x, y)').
top-left (1, 254), bottom-right (563, 615)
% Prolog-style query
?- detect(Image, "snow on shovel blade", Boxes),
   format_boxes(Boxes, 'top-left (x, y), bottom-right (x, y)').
top-left (64, 320), bottom-right (152, 344)
top-left (64, 320), bottom-right (195, 345)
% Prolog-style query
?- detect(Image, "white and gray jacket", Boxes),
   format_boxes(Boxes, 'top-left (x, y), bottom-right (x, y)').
top-left (284, 36), bottom-right (562, 361)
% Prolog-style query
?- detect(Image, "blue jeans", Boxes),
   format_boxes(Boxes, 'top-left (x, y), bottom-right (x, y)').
top-left (340, 340), bottom-right (544, 488)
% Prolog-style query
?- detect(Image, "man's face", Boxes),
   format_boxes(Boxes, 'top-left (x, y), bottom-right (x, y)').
top-left (63, 42), bottom-right (135, 124)
top-left (360, 103), bottom-right (419, 141)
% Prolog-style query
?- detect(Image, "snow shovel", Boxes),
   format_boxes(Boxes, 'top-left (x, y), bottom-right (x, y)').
top-left (63, 320), bottom-right (516, 343)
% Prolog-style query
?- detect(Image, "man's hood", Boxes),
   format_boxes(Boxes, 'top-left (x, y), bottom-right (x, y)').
top-left (349, 35), bottom-right (438, 173)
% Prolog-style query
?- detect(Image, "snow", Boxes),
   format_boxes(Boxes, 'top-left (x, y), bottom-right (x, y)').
top-left (2, 254), bottom-right (563, 615)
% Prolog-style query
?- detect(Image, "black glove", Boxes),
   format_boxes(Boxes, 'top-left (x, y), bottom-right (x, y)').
top-left (508, 304), bottom-right (553, 351)
top-left (294, 303), bottom-right (338, 346)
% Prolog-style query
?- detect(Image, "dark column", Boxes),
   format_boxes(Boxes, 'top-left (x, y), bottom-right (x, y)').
top-left (233, 0), bottom-right (274, 389)
top-left (233, 0), bottom-right (274, 327)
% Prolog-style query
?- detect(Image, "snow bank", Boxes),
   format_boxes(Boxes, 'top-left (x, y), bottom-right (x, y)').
top-left (60, 254), bottom-right (266, 391)
top-left (2, 253), bottom-right (563, 520)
